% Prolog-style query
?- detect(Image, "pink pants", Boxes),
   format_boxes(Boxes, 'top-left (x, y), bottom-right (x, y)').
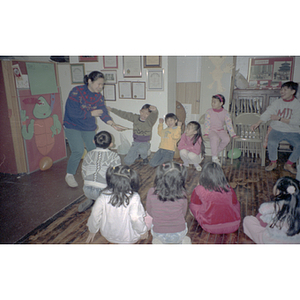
top-left (209, 130), bottom-right (230, 157)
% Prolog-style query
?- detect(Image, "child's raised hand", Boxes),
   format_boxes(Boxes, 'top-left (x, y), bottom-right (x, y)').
top-left (149, 105), bottom-right (157, 111)
top-left (159, 118), bottom-right (164, 123)
top-left (86, 232), bottom-right (96, 243)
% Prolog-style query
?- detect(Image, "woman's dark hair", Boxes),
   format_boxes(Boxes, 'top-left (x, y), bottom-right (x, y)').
top-left (84, 71), bottom-right (104, 85)
top-left (281, 81), bottom-right (298, 97)
top-left (101, 165), bottom-right (140, 207)
top-left (165, 113), bottom-right (178, 123)
top-left (94, 131), bottom-right (112, 149)
top-left (187, 121), bottom-right (205, 156)
top-left (269, 176), bottom-right (300, 236)
top-left (212, 94), bottom-right (226, 106)
top-left (199, 162), bottom-right (230, 192)
top-left (154, 161), bottom-right (187, 202)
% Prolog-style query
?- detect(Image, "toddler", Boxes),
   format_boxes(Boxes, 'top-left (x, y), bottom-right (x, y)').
top-left (178, 121), bottom-right (205, 171)
top-left (149, 113), bottom-right (182, 167)
top-left (146, 161), bottom-right (191, 244)
top-left (204, 94), bottom-right (236, 165)
top-left (79, 131), bottom-right (121, 212)
top-left (190, 162), bottom-right (241, 234)
top-left (86, 165), bottom-right (148, 244)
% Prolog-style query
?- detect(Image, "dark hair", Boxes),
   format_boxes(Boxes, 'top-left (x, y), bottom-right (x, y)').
top-left (165, 113), bottom-right (178, 123)
top-left (101, 165), bottom-right (140, 208)
top-left (94, 131), bottom-right (112, 149)
top-left (141, 104), bottom-right (153, 112)
top-left (212, 94), bottom-right (226, 106)
top-left (281, 81), bottom-right (298, 97)
top-left (269, 176), bottom-right (300, 236)
top-left (84, 71), bottom-right (104, 85)
top-left (187, 121), bottom-right (205, 156)
top-left (198, 162), bottom-right (230, 192)
top-left (154, 161), bottom-right (187, 202)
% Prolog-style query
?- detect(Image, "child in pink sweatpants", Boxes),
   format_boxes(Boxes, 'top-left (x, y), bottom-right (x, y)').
top-left (204, 94), bottom-right (236, 165)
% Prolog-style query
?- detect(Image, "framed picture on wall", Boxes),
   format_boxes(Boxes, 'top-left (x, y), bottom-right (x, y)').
top-left (104, 84), bottom-right (116, 101)
top-left (70, 64), bottom-right (85, 84)
top-left (102, 70), bottom-right (117, 84)
top-left (132, 82), bottom-right (146, 99)
top-left (147, 69), bottom-right (164, 91)
top-left (248, 57), bottom-right (295, 88)
top-left (123, 56), bottom-right (142, 78)
top-left (144, 56), bottom-right (162, 68)
top-left (103, 56), bottom-right (118, 69)
top-left (79, 56), bottom-right (98, 62)
top-left (118, 81), bottom-right (132, 99)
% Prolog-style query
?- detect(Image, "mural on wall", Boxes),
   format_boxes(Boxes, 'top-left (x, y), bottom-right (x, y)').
top-left (208, 56), bottom-right (234, 92)
top-left (19, 89), bottom-right (66, 172)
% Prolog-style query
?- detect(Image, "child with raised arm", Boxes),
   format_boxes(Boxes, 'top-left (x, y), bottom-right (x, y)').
top-left (146, 161), bottom-right (191, 244)
top-left (107, 104), bottom-right (158, 165)
top-left (203, 94), bottom-right (236, 165)
top-left (190, 162), bottom-right (241, 234)
top-left (178, 121), bottom-right (205, 171)
top-left (86, 165), bottom-right (148, 244)
top-left (149, 113), bottom-right (182, 167)
top-left (79, 131), bottom-right (121, 213)
top-left (243, 176), bottom-right (300, 243)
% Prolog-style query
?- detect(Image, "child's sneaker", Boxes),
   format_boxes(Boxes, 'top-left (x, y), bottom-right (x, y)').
top-left (195, 165), bottom-right (202, 171)
top-left (65, 174), bottom-right (78, 187)
top-left (78, 199), bottom-right (94, 212)
top-left (212, 156), bottom-right (221, 165)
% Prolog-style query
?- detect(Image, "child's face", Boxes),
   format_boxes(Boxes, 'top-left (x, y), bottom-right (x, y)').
top-left (166, 117), bottom-right (177, 128)
top-left (139, 109), bottom-right (150, 121)
top-left (185, 124), bottom-right (197, 137)
top-left (211, 97), bottom-right (223, 110)
top-left (280, 86), bottom-right (295, 100)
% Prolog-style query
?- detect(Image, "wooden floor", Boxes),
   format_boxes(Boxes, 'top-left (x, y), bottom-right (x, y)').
top-left (17, 152), bottom-right (295, 244)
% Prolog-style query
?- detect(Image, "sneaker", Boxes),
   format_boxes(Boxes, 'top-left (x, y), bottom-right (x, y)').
top-left (265, 162), bottom-right (277, 172)
top-left (212, 157), bottom-right (221, 165)
top-left (284, 163), bottom-right (297, 175)
top-left (65, 174), bottom-right (78, 187)
top-left (181, 236), bottom-right (191, 244)
top-left (78, 199), bottom-right (94, 213)
top-left (195, 165), bottom-right (202, 171)
top-left (142, 158), bottom-right (149, 165)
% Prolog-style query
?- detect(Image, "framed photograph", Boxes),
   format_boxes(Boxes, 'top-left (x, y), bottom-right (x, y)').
top-left (102, 70), bottom-right (117, 84)
top-left (70, 64), bottom-right (85, 84)
top-left (118, 81), bottom-right (132, 99)
top-left (144, 56), bottom-right (162, 68)
top-left (248, 57), bottom-right (294, 89)
top-left (123, 56), bottom-right (142, 78)
top-left (103, 56), bottom-right (118, 69)
top-left (103, 84), bottom-right (116, 101)
top-left (147, 69), bottom-right (164, 91)
top-left (79, 56), bottom-right (98, 62)
top-left (132, 82), bottom-right (146, 100)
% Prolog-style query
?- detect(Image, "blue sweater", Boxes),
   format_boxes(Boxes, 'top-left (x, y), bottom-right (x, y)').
top-left (63, 84), bottom-right (112, 131)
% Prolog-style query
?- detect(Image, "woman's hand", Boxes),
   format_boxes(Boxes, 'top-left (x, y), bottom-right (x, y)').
top-left (86, 232), bottom-right (96, 243)
top-left (250, 123), bottom-right (258, 131)
top-left (91, 109), bottom-right (103, 117)
top-left (106, 106), bottom-right (112, 111)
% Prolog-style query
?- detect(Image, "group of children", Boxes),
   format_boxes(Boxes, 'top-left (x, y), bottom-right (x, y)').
top-left (80, 93), bottom-right (300, 244)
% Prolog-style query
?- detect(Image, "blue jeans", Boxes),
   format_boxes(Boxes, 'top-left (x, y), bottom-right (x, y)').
top-left (83, 186), bottom-right (102, 200)
top-left (64, 127), bottom-right (96, 174)
top-left (268, 129), bottom-right (300, 162)
top-left (124, 142), bottom-right (150, 165)
top-left (149, 148), bottom-right (175, 167)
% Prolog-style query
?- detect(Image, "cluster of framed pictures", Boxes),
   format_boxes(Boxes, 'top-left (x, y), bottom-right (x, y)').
top-left (70, 56), bottom-right (163, 100)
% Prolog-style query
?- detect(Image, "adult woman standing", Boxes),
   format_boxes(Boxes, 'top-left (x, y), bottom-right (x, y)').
top-left (63, 71), bottom-right (121, 187)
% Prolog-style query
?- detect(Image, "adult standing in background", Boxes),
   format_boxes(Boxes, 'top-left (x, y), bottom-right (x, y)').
top-left (63, 71), bottom-right (122, 188)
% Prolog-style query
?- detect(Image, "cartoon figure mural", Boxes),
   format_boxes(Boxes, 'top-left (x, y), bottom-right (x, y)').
top-left (21, 95), bottom-right (62, 170)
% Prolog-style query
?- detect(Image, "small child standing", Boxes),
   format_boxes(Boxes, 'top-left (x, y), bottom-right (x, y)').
top-left (86, 165), bottom-right (148, 244)
top-left (204, 94), bottom-right (236, 165)
top-left (146, 161), bottom-right (191, 244)
top-left (190, 162), bottom-right (241, 234)
top-left (243, 176), bottom-right (300, 243)
top-left (178, 121), bottom-right (205, 171)
top-left (149, 113), bottom-right (182, 167)
top-left (107, 104), bottom-right (158, 165)
top-left (79, 131), bottom-right (121, 212)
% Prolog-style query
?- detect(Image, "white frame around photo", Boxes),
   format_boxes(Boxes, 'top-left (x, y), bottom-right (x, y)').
top-left (102, 70), bottom-right (117, 84)
top-left (70, 64), bottom-right (85, 84)
top-left (147, 69), bottom-right (164, 91)
top-left (118, 81), bottom-right (132, 99)
top-left (123, 56), bottom-right (142, 78)
top-left (103, 56), bottom-right (118, 69)
top-left (103, 84), bottom-right (116, 101)
top-left (132, 81), bottom-right (146, 100)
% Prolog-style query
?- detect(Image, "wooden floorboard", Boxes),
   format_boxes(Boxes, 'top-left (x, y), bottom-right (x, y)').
top-left (17, 152), bottom-right (296, 244)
